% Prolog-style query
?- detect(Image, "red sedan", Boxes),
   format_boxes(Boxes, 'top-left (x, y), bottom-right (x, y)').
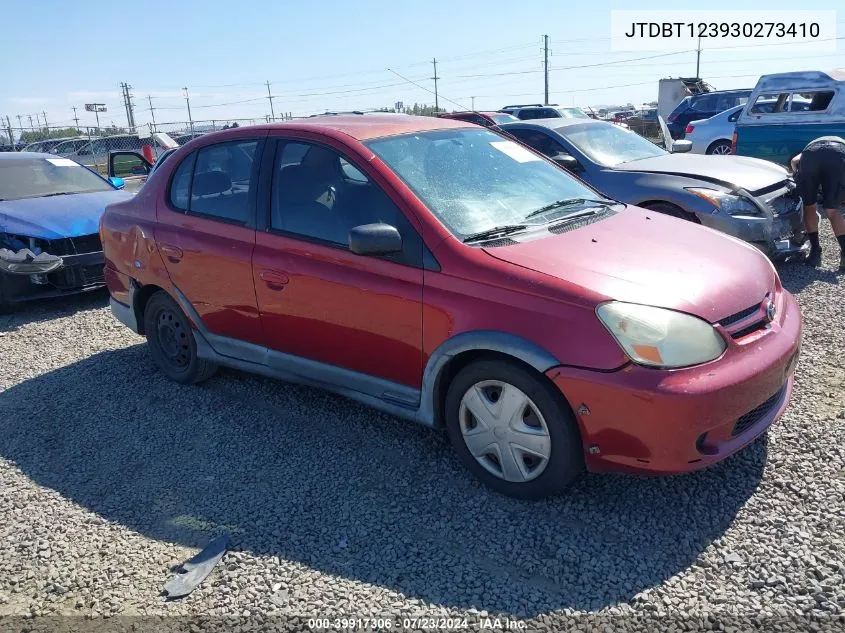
top-left (101, 114), bottom-right (801, 499)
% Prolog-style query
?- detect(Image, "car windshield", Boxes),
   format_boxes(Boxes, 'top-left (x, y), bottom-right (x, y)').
top-left (0, 158), bottom-right (113, 201)
top-left (52, 139), bottom-right (87, 154)
top-left (558, 108), bottom-right (589, 119)
top-left (366, 127), bottom-right (599, 238)
top-left (490, 113), bottom-right (518, 124)
top-left (561, 122), bottom-right (667, 167)
top-left (669, 97), bottom-right (691, 117)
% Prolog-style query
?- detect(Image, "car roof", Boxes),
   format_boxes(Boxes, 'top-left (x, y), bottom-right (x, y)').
top-left (499, 117), bottom-right (603, 131)
top-left (193, 114), bottom-right (475, 142)
top-left (0, 151), bottom-right (60, 160)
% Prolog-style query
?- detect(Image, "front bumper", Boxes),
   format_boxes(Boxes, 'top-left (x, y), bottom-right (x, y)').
top-left (0, 251), bottom-right (106, 303)
top-left (699, 205), bottom-right (806, 260)
top-left (547, 290), bottom-right (802, 475)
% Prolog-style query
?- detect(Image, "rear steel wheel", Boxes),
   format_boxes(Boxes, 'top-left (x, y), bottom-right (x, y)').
top-left (143, 291), bottom-right (217, 384)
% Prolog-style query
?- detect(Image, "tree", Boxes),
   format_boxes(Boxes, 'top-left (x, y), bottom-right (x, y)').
top-left (19, 127), bottom-right (83, 143)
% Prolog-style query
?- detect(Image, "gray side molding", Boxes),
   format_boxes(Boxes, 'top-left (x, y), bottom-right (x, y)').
top-left (417, 330), bottom-right (560, 426)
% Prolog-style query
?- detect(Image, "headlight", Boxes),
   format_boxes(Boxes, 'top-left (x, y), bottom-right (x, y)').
top-left (0, 248), bottom-right (63, 275)
top-left (686, 188), bottom-right (760, 216)
top-left (596, 302), bottom-right (726, 369)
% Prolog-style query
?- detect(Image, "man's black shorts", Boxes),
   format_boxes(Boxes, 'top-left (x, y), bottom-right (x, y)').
top-left (797, 140), bottom-right (845, 209)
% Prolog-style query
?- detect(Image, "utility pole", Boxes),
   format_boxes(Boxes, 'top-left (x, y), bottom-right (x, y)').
top-left (471, 96), bottom-right (476, 110)
top-left (147, 96), bottom-right (157, 132)
top-left (42, 111), bottom-right (48, 129)
top-left (35, 113), bottom-right (41, 129)
top-left (72, 106), bottom-right (80, 129)
top-left (120, 82), bottom-right (137, 131)
top-left (695, 36), bottom-right (702, 79)
top-left (5, 116), bottom-right (13, 145)
top-left (266, 81), bottom-right (276, 122)
top-left (431, 58), bottom-right (439, 112)
top-left (27, 115), bottom-right (34, 131)
top-left (543, 34), bottom-right (550, 105)
top-left (182, 87), bottom-right (194, 134)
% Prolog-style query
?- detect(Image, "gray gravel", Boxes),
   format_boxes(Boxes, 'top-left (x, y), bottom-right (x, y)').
top-left (0, 226), bottom-right (843, 632)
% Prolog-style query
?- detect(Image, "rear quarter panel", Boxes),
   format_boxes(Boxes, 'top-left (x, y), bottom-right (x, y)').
top-left (100, 180), bottom-right (172, 304)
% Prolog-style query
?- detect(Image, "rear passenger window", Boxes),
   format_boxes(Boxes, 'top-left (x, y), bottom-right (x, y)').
top-left (189, 140), bottom-right (258, 224)
top-left (169, 152), bottom-right (195, 210)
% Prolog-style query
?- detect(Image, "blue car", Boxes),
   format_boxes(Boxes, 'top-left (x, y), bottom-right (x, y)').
top-left (0, 152), bottom-right (131, 308)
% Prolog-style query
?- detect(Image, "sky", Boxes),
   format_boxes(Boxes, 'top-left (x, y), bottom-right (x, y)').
top-left (1, 0), bottom-right (843, 135)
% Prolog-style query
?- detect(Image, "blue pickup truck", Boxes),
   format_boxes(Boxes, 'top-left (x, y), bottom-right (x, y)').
top-left (733, 70), bottom-right (845, 166)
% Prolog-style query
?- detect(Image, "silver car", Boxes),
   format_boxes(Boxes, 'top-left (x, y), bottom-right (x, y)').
top-left (686, 98), bottom-right (813, 155)
top-left (48, 138), bottom-right (91, 157)
top-left (64, 135), bottom-right (167, 169)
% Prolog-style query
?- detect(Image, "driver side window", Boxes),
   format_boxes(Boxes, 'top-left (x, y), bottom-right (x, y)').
top-left (509, 130), bottom-right (566, 158)
top-left (270, 140), bottom-right (428, 267)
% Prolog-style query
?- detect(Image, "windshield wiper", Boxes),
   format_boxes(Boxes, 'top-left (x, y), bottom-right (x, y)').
top-left (462, 224), bottom-right (529, 244)
top-left (39, 192), bottom-right (78, 198)
top-left (524, 197), bottom-right (613, 221)
top-left (547, 207), bottom-right (603, 227)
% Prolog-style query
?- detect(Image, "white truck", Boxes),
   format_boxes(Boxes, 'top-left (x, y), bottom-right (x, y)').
top-left (657, 78), bottom-right (711, 121)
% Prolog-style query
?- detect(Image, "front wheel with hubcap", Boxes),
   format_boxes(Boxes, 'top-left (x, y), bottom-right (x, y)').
top-left (445, 359), bottom-right (583, 499)
top-left (143, 291), bottom-right (217, 384)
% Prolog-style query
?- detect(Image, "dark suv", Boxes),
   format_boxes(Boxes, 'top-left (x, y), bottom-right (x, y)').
top-left (667, 90), bottom-right (752, 139)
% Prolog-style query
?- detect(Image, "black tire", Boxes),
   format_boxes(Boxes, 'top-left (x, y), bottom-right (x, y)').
top-left (643, 201), bottom-right (701, 224)
top-left (444, 358), bottom-right (584, 500)
top-left (142, 291), bottom-right (217, 385)
top-left (0, 276), bottom-right (13, 315)
top-left (706, 140), bottom-right (732, 155)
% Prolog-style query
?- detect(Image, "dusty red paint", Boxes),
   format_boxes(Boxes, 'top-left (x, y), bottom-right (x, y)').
top-left (101, 116), bottom-right (802, 475)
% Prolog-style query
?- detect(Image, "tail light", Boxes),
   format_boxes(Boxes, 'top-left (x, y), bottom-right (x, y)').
top-left (685, 124), bottom-right (695, 134)
top-left (730, 132), bottom-right (737, 154)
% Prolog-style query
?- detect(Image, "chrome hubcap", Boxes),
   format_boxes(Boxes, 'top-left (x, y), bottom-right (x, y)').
top-left (458, 380), bottom-right (552, 483)
top-left (712, 144), bottom-right (731, 155)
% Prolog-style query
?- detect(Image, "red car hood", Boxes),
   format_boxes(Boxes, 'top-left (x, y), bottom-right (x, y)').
top-left (484, 206), bottom-right (775, 323)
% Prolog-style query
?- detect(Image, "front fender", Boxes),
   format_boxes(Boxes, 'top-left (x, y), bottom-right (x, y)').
top-left (417, 330), bottom-right (560, 426)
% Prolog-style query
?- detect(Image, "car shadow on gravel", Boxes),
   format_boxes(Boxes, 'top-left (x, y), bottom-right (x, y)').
top-left (0, 290), bottom-right (108, 333)
top-left (776, 261), bottom-right (840, 294)
top-left (0, 346), bottom-right (767, 617)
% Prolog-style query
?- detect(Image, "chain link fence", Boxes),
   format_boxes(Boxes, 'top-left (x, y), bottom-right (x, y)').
top-left (2, 117), bottom-right (298, 175)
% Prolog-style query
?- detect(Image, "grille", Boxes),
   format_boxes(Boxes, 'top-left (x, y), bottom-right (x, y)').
top-left (48, 263), bottom-right (105, 290)
top-left (768, 191), bottom-right (801, 216)
top-left (732, 320), bottom-right (768, 340)
top-left (37, 233), bottom-right (103, 256)
top-left (547, 209), bottom-right (616, 235)
top-left (732, 386), bottom-right (786, 437)
top-left (719, 303), bottom-right (761, 327)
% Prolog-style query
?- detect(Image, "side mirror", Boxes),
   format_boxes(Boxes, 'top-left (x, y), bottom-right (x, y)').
top-left (552, 153), bottom-right (581, 171)
top-left (348, 223), bottom-right (402, 256)
top-left (671, 139), bottom-right (693, 154)
top-left (109, 177), bottom-right (126, 189)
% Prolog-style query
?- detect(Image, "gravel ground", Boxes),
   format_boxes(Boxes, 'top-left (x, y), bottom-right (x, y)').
top-left (0, 227), bottom-right (843, 632)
